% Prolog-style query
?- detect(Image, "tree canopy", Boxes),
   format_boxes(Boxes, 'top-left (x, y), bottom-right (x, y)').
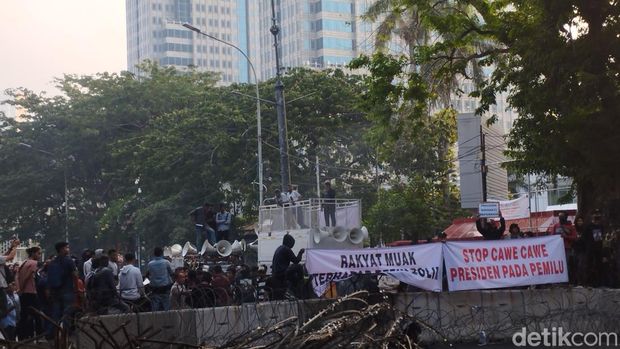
top-left (354, 0), bottom-right (620, 225)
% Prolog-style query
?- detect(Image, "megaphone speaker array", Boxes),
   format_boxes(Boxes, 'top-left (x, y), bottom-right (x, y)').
top-left (216, 240), bottom-right (232, 257)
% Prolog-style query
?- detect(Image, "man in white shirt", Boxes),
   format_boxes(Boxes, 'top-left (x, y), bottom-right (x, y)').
top-left (286, 185), bottom-right (301, 204)
top-left (287, 185), bottom-right (303, 228)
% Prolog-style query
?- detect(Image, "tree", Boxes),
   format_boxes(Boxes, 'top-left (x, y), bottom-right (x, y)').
top-left (1, 64), bottom-right (376, 252)
top-left (355, 0), bottom-right (620, 226)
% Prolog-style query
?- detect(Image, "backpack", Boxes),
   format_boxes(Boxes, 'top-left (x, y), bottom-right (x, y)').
top-left (47, 257), bottom-right (66, 289)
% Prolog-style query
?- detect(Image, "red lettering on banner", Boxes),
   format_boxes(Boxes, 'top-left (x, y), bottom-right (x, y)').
top-left (449, 266), bottom-right (501, 281)
top-left (520, 244), bottom-right (550, 259)
top-left (491, 246), bottom-right (519, 261)
top-left (500, 264), bottom-right (530, 278)
top-left (529, 260), bottom-right (564, 276)
top-left (463, 248), bottom-right (489, 262)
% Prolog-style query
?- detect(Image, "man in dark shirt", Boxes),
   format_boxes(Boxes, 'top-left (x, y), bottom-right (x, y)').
top-left (271, 234), bottom-right (305, 298)
top-left (47, 241), bottom-right (77, 337)
top-left (583, 209), bottom-right (605, 286)
top-left (87, 255), bottom-right (124, 314)
top-left (322, 181), bottom-right (336, 227)
top-left (475, 212), bottom-right (506, 240)
top-left (205, 204), bottom-right (217, 239)
top-left (272, 234), bottom-right (304, 277)
top-left (190, 202), bottom-right (216, 248)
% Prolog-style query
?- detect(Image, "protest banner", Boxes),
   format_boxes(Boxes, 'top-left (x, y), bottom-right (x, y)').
top-left (306, 243), bottom-right (443, 296)
top-left (490, 196), bottom-right (530, 220)
top-left (443, 235), bottom-right (567, 291)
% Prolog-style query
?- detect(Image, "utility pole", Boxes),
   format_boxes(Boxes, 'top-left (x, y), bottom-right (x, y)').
top-left (315, 155), bottom-right (321, 197)
top-left (480, 125), bottom-right (488, 202)
top-left (270, 0), bottom-right (290, 190)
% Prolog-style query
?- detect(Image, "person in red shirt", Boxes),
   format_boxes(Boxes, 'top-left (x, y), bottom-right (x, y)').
top-left (549, 212), bottom-right (578, 249)
top-left (549, 212), bottom-right (578, 283)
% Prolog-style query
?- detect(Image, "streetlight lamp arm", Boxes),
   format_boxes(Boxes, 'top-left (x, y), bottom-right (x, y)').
top-left (182, 23), bottom-right (264, 205)
top-left (182, 23), bottom-right (257, 82)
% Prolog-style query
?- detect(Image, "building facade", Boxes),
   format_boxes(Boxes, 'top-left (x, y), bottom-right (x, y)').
top-left (126, 0), bottom-right (251, 83)
top-left (252, 0), bottom-right (376, 80)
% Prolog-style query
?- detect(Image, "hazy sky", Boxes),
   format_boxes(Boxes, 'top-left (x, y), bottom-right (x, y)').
top-left (0, 1), bottom-right (127, 95)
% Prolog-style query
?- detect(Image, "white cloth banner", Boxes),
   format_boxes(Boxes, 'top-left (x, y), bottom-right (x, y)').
top-left (490, 196), bottom-right (530, 220)
top-left (306, 244), bottom-right (443, 296)
top-left (443, 235), bottom-right (567, 291)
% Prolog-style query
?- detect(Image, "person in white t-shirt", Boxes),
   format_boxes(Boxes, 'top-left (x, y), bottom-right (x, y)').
top-left (287, 185), bottom-right (304, 228)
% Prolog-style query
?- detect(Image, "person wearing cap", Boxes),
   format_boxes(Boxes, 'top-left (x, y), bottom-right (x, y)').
top-left (322, 181), bottom-right (336, 227)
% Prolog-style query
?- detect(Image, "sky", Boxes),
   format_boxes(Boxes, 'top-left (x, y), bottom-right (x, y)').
top-left (0, 1), bottom-right (127, 96)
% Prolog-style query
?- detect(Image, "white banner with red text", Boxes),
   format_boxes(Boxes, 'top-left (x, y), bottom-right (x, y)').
top-left (306, 244), bottom-right (443, 296)
top-left (442, 235), bottom-right (567, 291)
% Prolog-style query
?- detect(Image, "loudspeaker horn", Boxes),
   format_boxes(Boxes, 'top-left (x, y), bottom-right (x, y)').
top-left (200, 240), bottom-right (217, 256)
top-left (216, 240), bottom-right (232, 257)
top-left (348, 226), bottom-right (369, 244)
top-left (311, 228), bottom-right (330, 244)
top-left (231, 240), bottom-right (243, 255)
top-left (331, 226), bottom-right (348, 242)
top-left (182, 241), bottom-right (198, 257)
top-left (248, 239), bottom-right (258, 252)
top-left (170, 244), bottom-right (183, 257)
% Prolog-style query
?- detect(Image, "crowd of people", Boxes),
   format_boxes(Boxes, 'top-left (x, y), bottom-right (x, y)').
top-left (476, 209), bottom-right (619, 287)
top-left (0, 199), bottom-right (615, 342)
top-left (0, 239), bottom-right (278, 342)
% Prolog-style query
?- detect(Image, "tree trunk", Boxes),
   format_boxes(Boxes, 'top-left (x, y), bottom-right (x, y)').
top-left (577, 174), bottom-right (620, 228)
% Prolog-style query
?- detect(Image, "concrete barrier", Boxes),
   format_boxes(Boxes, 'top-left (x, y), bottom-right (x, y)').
top-left (77, 288), bottom-right (620, 347)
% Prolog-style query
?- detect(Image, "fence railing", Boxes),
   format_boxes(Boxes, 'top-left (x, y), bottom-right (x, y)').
top-left (258, 198), bottom-right (361, 232)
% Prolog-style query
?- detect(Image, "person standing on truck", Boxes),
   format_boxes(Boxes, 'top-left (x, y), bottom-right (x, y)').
top-left (322, 181), bottom-right (336, 227)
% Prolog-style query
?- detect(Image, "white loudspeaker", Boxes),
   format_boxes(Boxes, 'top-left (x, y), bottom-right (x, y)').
top-left (231, 240), bottom-right (243, 255)
top-left (182, 241), bottom-right (198, 257)
top-left (170, 244), bottom-right (183, 257)
top-left (331, 226), bottom-right (348, 242)
top-left (200, 240), bottom-right (217, 256)
top-left (247, 239), bottom-right (258, 252)
top-left (311, 228), bottom-right (331, 244)
top-left (163, 246), bottom-right (172, 257)
top-left (348, 226), bottom-right (369, 244)
top-left (216, 240), bottom-right (232, 257)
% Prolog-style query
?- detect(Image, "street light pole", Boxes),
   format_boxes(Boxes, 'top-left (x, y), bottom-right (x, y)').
top-left (18, 143), bottom-right (70, 242)
top-left (182, 23), bottom-right (264, 205)
top-left (270, 0), bottom-right (291, 190)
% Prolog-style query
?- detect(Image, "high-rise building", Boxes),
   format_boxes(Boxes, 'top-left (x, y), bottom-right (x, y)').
top-left (125, 0), bottom-right (251, 84)
top-left (254, 0), bottom-right (376, 80)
